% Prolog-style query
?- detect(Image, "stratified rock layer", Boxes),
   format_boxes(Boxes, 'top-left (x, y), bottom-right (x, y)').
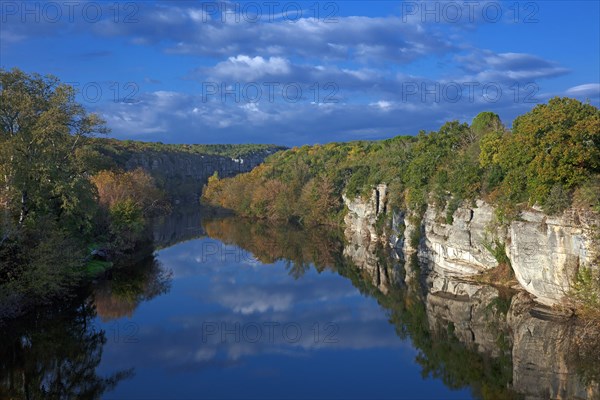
top-left (343, 184), bottom-right (598, 306)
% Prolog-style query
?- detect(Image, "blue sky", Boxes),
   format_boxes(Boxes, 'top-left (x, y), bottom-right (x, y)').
top-left (1, 0), bottom-right (599, 145)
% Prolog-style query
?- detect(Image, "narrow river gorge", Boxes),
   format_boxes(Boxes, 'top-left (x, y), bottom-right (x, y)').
top-left (1, 208), bottom-right (598, 399)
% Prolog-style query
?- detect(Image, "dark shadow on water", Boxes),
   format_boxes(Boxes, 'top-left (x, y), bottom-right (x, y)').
top-left (0, 294), bottom-right (134, 399)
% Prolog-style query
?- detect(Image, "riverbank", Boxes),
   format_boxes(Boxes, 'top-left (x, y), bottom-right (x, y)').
top-left (343, 184), bottom-right (599, 313)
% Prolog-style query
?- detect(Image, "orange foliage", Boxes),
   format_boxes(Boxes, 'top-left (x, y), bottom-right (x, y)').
top-left (90, 168), bottom-right (167, 214)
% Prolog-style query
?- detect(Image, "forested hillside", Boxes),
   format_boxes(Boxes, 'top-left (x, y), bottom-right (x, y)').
top-left (89, 138), bottom-right (285, 203)
top-left (0, 68), bottom-right (281, 319)
top-left (91, 138), bottom-right (285, 165)
top-left (203, 98), bottom-right (600, 226)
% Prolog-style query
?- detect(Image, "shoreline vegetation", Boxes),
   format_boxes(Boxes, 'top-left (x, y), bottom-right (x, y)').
top-left (201, 97), bottom-right (600, 319)
top-left (0, 69), bottom-right (278, 322)
top-left (1, 68), bottom-right (599, 323)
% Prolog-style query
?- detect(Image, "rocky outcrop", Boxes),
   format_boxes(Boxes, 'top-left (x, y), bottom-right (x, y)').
top-left (507, 207), bottom-right (597, 305)
top-left (343, 185), bottom-right (413, 294)
top-left (342, 184), bottom-right (388, 243)
top-left (419, 200), bottom-right (499, 276)
top-left (120, 148), bottom-right (280, 203)
top-left (342, 220), bottom-right (599, 400)
top-left (343, 184), bottom-right (599, 307)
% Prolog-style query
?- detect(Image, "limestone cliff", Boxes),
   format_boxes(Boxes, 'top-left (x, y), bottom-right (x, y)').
top-left (343, 225), bottom-right (600, 400)
top-left (113, 147), bottom-right (281, 203)
top-left (343, 184), bottom-right (599, 307)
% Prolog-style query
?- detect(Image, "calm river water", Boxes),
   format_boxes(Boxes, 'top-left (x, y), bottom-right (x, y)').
top-left (1, 208), bottom-right (598, 399)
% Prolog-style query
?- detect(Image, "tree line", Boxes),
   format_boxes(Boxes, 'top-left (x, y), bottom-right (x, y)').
top-left (203, 98), bottom-right (600, 225)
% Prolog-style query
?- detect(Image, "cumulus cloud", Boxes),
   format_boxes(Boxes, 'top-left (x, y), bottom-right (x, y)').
top-left (1, 2), bottom-right (455, 65)
top-left (95, 47), bottom-right (574, 146)
top-left (94, 80), bottom-right (519, 144)
top-left (210, 55), bottom-right (291, 80)
top-left (2, 1), bottom-right (589, 145)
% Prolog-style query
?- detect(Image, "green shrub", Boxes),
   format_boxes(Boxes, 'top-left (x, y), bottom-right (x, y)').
top-left (409, 224), bottom-right (422, 248)
top-left (543, 183), bottom-right (572, 215)
top-left (445, 197), bottom-right (462, 225)
top-left (573, 176), bottom-right (600, 213)
top-left (571, 267), bottom-right (600, 317)
top-left (482, 239), bottom-right (511, 269)
top-left (108, 200), bottom-right (146, 253)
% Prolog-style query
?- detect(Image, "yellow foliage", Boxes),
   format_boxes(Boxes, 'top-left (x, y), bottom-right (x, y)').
top-left (90, 168), bottom-right (166, 214)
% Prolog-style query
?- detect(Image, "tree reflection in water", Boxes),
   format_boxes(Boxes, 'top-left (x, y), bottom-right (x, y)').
top-left (203, 216), bottom-right (600, 400)
top-left (93, 255), bottom-right (173, 322)
top-left (0, 297), bottom-right (133, 399)
top-left (0, 250), bottom-right (172, 399)
top-left (1, 213), bottom-right (598, 399)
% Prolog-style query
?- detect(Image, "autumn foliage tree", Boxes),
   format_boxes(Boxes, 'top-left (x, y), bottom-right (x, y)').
top-left (0, 69), bottom-right (108, 313)
top-left (202, 165), bottom-right (339, 225)
top-left (91, 168), bottom-right (166, 214)
top-left (481, 98), bottom-right (600, 213)
top-left (91, 168), bottom-right (167, 253)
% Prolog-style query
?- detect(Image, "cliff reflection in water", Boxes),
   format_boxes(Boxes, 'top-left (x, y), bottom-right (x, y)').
top-left (203, 216), bottom-right (600, 400)
top-left (1, 212), bottom-right (598, 399)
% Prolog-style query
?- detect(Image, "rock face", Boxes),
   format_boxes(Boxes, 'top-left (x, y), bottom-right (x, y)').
top-left (343, 184), bottom-right (599, 306)
top-left (342, 221), bottom-right (599, 400)
top-left (508, 208), bottom-right (597, 305)
top-left (342, 184), bottom-right (388, 243)
top-left (119, 148), bottom-right (279, 203)
top-left (342, 185), bottom-right (406, 295)
top-left (419, 200), bottom-right (499, 276)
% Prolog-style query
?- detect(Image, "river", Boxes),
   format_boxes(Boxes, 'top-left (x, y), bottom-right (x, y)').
top-left (1, 208), bottom-right (598, 399)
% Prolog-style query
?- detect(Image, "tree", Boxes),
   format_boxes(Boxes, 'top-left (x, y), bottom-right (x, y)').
top-left (490, 97), bottom-right (600, 207)
top-left (90, 168), bottom-right (166, 215)
top-left (471, 111), bottom-right (503, 136)
top-left (513, 97), bottom-right (600, 202)
top-left (0, 68), bottom-right (107, 232)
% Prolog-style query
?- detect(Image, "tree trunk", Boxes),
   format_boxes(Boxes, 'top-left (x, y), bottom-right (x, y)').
top-left (18, 190), bottom-right (28, 226)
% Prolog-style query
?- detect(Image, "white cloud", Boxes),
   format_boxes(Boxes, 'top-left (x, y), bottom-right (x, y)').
top-left (371, 100), bottom-right (393, 111)
top-left (213, 55), bottom-right (291, 80)
top-left (457, 50), bottom-right (569, 83)
top-left (566, 83), bottom-right (600, 98)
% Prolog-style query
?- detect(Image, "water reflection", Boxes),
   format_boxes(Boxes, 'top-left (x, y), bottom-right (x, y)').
top-left (0, 242), bottom-right (169, 399)
top-left (94, 255), bottom-right (172, 322)
top-left (1, 210), bottom-right (599, 399)
top-left (0, 297), bottom-right (133, 399)
top-left (204, 216), bottom-right (600, 400)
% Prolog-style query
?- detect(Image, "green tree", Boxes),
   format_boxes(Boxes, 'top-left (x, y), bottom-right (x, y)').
top-left (471, 111), bottom-right (503, 136)
top-left (0, 68), bottom-right (107, 233)
top-left (516, 98), bottom-right (599, 201)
